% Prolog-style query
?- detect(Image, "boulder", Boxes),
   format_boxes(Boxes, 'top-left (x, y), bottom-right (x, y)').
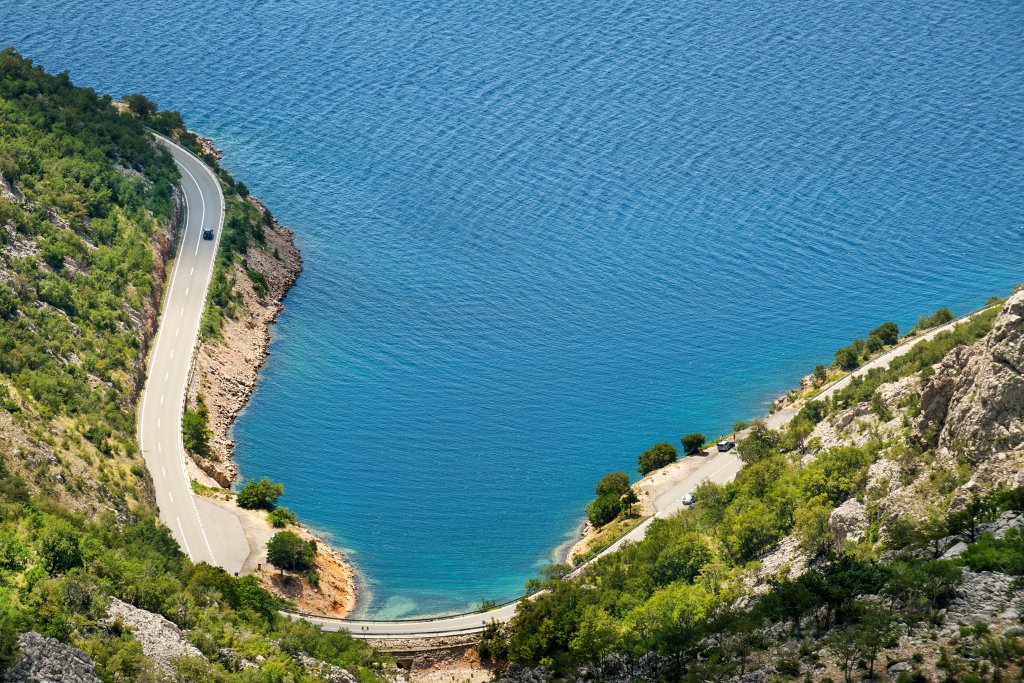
top-left (829, 498), bottom-right (867, 549)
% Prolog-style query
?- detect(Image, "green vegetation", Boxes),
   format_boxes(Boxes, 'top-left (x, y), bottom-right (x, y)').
top-left (0, 456), bottom-right (385, 680)
top-left (492, 301), bottom-right (1015, 679)
top-left (114, 88), bottom-right (276, 343)
top-left (827, 306), bottom-right (998, 418)
top-left (181, 395), bottom-right (213, 458)
top-left (813, 362), bottom-right (828, 385)
top-left (586, 492), bottom-right (623, 527)
top-left (267, 531), bottom-right (318, 573)
top-left (0, 49), bottom-right (181, 508)
top-left (594, 471), bottom-right (630, 498)
top-left (637, 442), bottom-right (678, 475)
top-left (0, 52), bottom-right (388, 679)
top-left (680, 432), bottom-right (705, 455)
top-left (914, 306), bottom-right (954, 333)
top-left (268, 506), bottom-right (299, 528)
top-left (236, 477), bottom-right (285, 511)
top-left (833, 321), bottom-right (899, 371)
top-left (492, 426), bottom-right (1024, 679)
top-left (199, 195), bottom-right (269, 339)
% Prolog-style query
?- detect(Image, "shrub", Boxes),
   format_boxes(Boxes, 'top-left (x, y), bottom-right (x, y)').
top-left (236, 477), bottom-right (284, 510)
top-left (594, 472), bottom-right (630, 498)
top-left (834, 345), bottom-right (859, 371)
top-left (869, 321), bottom-right (899, 346)
top-left (37, 521), bottom-right (82, 574)
top-left (267, 507), bottom-right (298, 528)
top-left (680, 432), bottom-right (706, 455)
top-left (914, 307), bottom-right (954, 332)
top-left (638, 442), bottom-right (678, 475)
top-left (181, 401), bottom-right (212, 458)
top-left (246, 267), bottom-right (268, 297)
top-left (587, 493), bottom-right (622, 527)
top-left (267, 531), bottom-right (317, 572)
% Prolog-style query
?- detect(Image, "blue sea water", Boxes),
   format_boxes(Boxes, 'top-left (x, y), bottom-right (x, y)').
top-left (5, 0), bottom-right (1023, 617)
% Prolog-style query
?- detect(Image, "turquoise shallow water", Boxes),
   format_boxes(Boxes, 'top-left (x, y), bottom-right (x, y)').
top-left (5, 0), bottom-right (1022, 617)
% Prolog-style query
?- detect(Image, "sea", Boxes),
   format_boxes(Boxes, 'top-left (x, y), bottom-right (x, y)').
top-left (4, 0), bottom-right (1022, 617)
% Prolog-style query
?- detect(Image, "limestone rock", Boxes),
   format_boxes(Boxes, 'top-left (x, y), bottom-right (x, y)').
top-left (107, 597), bottom-right (203, 673)
top-left (297, 653), bottom-right (359, 683)
top-left (2, 632), bottom-right (101, 683)
top-left (916, 289), bottom-right (1024, 462)
top-left (946, 570), bottom-right (1024, 628)
top-left (829, 498), bottom-right (867, 549)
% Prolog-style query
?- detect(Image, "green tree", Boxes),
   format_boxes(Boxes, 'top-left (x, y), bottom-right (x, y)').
top-left (37, 521), bottom-right (81, 574)
top-left (813, 363), bottom-right (828, 385)
top-left (680, 433), bottom-right (706, 455)
top-left (915, 307), bottom-right (954, 332)
top-left (569, 606), bottom-right (618, 669)
top-left (737, 420), bottom-right (779, 465)
top-left (869, 321), bottom-right (899, 347)
top-left (834, 345), bottom-right (860, 371)
top-left (594, 471), bottom-right (630, 497)
top-left (236, 477), bottom-right (284, 510)
top-left (0, 531), bottom-right (28, 570)
top-left (588, 493), bottom-right (622, 527)
top-left (120, 93), bottom-right (157, 118)
top-left (638, 442), bottom-right (678, 475)
top-left (794, 494), bottom-right (834, 556)
top-left (856, 603), bottom-right (899, 677)
top-left (0, 284), bottom-right (17, 320)
top-left (266, 531), bottom-right (317, 572)
top-left (651, 533), bottom-right (713, 586)
top-left (620, 488), bottom-right (639, 516)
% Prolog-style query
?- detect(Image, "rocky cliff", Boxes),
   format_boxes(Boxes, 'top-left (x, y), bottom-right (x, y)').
top-left (916, 288), bottom-right (1024, 505)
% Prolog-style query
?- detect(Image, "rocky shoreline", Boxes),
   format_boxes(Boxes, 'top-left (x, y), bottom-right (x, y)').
top-left (181, 164), bottom-right (357, 616)
top-left (186, 195), bottom-right (302, 486)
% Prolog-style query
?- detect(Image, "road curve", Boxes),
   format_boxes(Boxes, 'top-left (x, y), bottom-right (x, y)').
top-left (293, 304), bottom-right (992, 639)
top-left (138, 135), bottom-right (248, 574)
top-left (140, 136), bottom-right (992, 638)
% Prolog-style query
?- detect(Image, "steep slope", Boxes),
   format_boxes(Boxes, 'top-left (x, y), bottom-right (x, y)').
top-left (486, 290), bottom-right (1024, 683)
top-left (0, 51), bottom-right (386, 682)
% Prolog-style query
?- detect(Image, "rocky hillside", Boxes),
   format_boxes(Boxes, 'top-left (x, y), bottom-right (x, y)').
top-left (485, 289), bottom-right (1024, 683)
top-left (0, 48), bottom-right (180, 517)
top-left (917, 290), bottom-right (1024, 503)
top-left (0, 51), bottom-right (388, 682)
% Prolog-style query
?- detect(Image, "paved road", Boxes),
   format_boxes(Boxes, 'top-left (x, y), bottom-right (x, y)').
top-left (765, 307), bottom-right (993, 430)
top-left (297, 448), bottom-right (743, 637)
top-left (137, 135), bottom-right (248, 574)
top-left (296, 305), bottom-right (991, 638)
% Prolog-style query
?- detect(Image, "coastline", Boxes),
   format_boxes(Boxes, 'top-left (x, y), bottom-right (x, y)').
top-left (180, 142), bottom-right (358, 616)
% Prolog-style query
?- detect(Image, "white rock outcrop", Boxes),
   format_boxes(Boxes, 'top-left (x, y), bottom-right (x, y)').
top-left (1, 632), bottom-right (101, 683)
top-left (828, 498), bottom-right (867, 549)
top-left (107, 598), bottom-right (203, 673)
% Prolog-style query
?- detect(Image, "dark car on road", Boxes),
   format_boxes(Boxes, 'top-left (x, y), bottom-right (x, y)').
top-left (717, 440), bottom-right (736, 452)
top-left (202, 228), bottom-right (214, 240)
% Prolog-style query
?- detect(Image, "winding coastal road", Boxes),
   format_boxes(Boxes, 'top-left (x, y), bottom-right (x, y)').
top-left (138, 135), bottom-right (248, 574)
top-left (295, 305), bottom-right (987, 639)
top-left (137, 134), bottom-right (989, 640)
